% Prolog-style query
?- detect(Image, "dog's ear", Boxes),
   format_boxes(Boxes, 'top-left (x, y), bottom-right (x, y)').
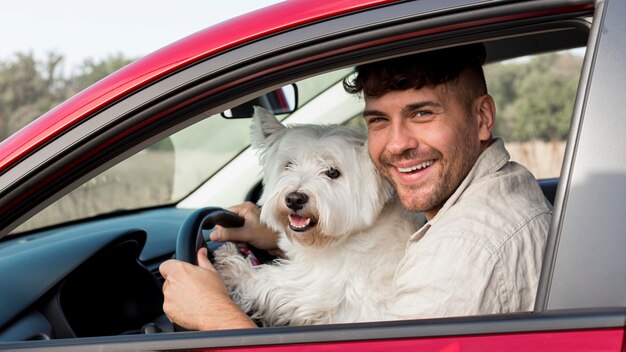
top-left (251, 106), bottom-right (286, 149)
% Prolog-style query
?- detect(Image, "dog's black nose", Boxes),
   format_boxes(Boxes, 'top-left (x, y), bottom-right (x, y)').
top-left (285, 191), bottom-right (308, 210)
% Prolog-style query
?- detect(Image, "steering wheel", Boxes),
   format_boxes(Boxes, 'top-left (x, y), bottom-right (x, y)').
top-left (175, 206), bottom-right (275, 265)
top-left (172, 207), bottom-right (274, 331)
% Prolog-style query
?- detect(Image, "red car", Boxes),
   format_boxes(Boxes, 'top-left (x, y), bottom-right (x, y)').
top-left (0, 0), bottom-right (624, 350)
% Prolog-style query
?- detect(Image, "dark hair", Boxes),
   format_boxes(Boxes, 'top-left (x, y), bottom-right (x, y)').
top-left (344, 44), bottom-right (488, 107)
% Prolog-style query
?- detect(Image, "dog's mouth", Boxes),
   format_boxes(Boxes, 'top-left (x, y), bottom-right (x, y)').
top-left (288, 213), bottom-right (317, 232)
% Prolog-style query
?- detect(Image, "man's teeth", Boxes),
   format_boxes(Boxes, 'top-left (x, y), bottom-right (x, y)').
top-left (397, 160), bottom-right (434, 173)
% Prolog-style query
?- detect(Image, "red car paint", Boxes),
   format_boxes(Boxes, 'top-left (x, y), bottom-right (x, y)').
top-left (191, 328), bottom-right (624, 352)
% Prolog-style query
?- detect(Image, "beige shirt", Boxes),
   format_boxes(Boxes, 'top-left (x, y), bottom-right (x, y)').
top-left (389, 138), bottom-right (552, 319)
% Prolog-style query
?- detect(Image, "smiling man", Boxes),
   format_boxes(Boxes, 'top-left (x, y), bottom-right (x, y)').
top-left (343, 44), bottom-right (552, 317)
top-left (354, 45), bottom-right (495, 221)
top-left (160, 44), bottom-right (552, 328)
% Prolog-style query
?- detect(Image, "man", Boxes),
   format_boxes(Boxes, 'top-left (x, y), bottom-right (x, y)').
top-left (159, 44), bottom-right (551, 330)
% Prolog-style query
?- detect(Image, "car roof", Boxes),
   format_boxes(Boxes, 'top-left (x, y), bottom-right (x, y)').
top-left (0, 0), bottom-right (400, 172)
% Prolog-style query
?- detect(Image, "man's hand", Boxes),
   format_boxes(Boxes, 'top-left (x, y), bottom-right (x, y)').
top-left (211, 202), bottom-right (281, 254)
top-left (159, 247), bottom-right (256, 330)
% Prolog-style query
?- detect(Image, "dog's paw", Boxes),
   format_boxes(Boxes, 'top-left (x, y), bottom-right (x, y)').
top-left (214, 242), bottom-right (254, 280)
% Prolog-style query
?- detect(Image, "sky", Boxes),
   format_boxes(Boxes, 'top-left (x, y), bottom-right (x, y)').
top-left (0, 0), bottom-right (283, 72)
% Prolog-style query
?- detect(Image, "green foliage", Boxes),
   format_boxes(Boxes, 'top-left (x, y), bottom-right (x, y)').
top-left (0, 52), bottom-right (64, 139)
top-left (485, 52), bottom-right (583, 142)
top-left (0, 52), bottom-right (134, 141)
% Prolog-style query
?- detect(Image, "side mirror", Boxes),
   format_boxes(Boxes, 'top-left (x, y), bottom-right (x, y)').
top-left (222, 84), bottom-right (298, 118)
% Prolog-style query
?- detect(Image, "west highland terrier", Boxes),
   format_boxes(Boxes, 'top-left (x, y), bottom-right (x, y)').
top-left (214, 106), bottom-right (421, 326)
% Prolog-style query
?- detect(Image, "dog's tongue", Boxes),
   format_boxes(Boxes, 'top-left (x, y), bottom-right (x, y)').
top-left (289, 214), bottom-right (310, 228)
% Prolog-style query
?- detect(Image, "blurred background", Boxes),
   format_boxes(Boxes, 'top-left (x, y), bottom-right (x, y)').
top-left (0, 0), bottom-right (282, 141)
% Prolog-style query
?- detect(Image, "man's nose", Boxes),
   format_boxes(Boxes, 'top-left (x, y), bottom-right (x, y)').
top-left (386, 120), bottom-right (418, 155)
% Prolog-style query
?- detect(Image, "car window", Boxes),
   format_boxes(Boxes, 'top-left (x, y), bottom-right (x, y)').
top-left (12, 69), bottom-right (352, 233)
top-left (13, 46), bottom-right (582, 234)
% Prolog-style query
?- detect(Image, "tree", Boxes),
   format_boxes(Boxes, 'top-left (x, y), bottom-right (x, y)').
top-left (0, 52), bottom-right (134, 141)
top-left (485, 51), bottom-right (583, 142)
top-left (0, 52), bottom-right (65, 139)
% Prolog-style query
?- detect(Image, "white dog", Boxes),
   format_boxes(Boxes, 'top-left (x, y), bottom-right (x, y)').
top-left (214, 106), bottom-right (421, 326)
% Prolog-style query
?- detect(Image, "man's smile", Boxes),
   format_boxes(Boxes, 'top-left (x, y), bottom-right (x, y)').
top-left (395, 160), bottom-right (434, 173)
top-left (386, 158), bottom-right (437, 185)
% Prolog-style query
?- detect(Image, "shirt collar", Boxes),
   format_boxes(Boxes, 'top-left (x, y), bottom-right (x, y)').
top-left (409, 138), bottom-right (509, 240)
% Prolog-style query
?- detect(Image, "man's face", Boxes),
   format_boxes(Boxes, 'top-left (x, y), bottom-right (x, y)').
top-left (364, 84), bottom-right (491, 219)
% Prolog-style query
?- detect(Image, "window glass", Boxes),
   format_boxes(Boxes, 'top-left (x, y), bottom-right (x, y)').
top-left (13, 70), bottom-right (351, 233)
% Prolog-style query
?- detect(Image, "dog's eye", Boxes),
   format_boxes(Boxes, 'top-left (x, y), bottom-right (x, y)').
top-left (325, 167), bottom-right (341, 179)
top-left (285, 162), bottom-right (293, 169)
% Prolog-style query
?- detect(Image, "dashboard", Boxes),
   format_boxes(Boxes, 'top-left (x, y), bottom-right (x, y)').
top-left (0, 207), bottom-right (193, 341)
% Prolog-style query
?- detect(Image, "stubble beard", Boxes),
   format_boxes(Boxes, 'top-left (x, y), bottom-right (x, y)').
top-left (377, 139), bottom-right (481, 215)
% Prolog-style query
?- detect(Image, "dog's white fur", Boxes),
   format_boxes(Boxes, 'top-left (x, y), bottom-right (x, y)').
top-left (214, 106), bottom-right (420, 326)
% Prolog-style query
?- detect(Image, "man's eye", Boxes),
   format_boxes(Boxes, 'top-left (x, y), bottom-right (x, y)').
top-left (325, 167), bottom-right (341, 179)
top-left (367, 117), bottom-right (385, 124)
top-left (414, 110), bottom-right (432, 117)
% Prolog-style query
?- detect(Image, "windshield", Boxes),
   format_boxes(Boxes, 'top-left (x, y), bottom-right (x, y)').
top-left (12, 69), bottom-right (352, 233)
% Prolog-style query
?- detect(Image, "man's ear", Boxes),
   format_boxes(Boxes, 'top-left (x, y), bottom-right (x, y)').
top-left (475, 94), bottom-right (495, 142)
top-left (250, 106), bottom-right (286, 149)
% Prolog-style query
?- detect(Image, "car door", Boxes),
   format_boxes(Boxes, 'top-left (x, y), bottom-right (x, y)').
top-left (536, 0), bottom-right (626, 314)
top-left (0, 0), bottom-right (624, 351)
